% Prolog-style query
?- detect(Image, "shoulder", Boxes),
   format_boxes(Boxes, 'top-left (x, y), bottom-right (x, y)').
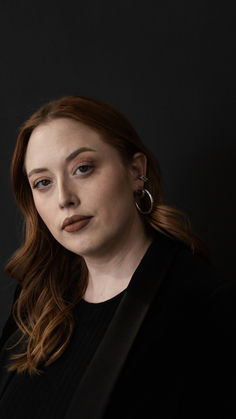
top-left (146, 234), bottom-right (236, 335)
top-left (164, 240), bottom-right (227, 297)
top-left (146, 232), bottom-right (235, 317)
top-left (160, 239), bottom-right (236, 337)
top-left (142, 230), bottom-right (233, 302)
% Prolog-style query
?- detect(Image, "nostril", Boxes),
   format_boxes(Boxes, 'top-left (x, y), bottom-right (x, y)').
top-left (59, 200), bottom-right (76, 209)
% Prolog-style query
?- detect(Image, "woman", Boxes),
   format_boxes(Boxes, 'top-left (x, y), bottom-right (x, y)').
top-left (0, 95), bottom-right (234, 418)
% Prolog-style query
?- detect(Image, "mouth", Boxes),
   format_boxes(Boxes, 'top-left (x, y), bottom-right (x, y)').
top-left (62, 215), bottom-right (93, 232)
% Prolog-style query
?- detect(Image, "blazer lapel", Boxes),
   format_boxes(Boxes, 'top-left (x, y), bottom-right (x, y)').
top-left (0, 232), bottom-right (182, 413)
top-left (65, 232), bottom-right (182, 419)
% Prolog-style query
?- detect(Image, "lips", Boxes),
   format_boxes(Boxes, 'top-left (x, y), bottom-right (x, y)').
top-left (62, 215), bottom-right (92, 232)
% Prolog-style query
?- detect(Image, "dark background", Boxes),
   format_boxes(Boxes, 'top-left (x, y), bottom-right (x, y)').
top-left (0, 1), bottom-right (235, 334)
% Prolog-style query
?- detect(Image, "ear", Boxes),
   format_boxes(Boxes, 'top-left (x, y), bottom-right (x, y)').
top-left (128, 152), bottom-right (147, 191)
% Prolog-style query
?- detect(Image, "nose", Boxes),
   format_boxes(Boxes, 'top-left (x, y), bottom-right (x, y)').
top-left (58, 179), bottom-right (80, 209)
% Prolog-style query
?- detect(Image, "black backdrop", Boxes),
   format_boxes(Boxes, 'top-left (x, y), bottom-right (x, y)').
top-left (0, 1), bottom-right (235, 334)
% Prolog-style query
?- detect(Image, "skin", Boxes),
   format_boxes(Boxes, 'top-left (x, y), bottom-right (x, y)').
top-left (24, 118), bottom-right (153, 302)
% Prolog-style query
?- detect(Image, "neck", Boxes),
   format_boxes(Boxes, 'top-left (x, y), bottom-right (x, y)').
top-left (82, 221), bottom-right (153, 303)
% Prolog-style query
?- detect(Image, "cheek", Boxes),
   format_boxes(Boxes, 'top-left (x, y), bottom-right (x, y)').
top-left (34, 197), bottom-right (56, 231)
top-left (93, 172), bottom-right (134, 217)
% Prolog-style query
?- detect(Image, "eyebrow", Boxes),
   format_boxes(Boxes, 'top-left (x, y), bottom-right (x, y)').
top-left (27, 147), bottom-right (96, 178)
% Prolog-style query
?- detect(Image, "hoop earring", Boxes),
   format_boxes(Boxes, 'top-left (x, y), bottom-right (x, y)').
top-left (135, 188), bottom-right (154, 215)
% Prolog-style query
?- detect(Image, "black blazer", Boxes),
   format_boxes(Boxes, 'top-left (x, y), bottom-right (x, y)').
top-left (0, 231), bottom-right (235, 418)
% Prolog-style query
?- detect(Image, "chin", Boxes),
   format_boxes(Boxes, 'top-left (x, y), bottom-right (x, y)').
top-left (58, 237), bottom-right (100, 257)
top-left (57, 225), bottom-right (122, 257)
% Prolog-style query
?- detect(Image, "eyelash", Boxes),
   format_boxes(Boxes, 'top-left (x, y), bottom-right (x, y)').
top-left (32, 164), bottom-right (94, 190)
top-left (74, 164), bottom-right (93, 175)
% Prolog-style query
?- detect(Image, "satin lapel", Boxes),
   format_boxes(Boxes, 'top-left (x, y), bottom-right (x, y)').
top-left (65, 232), bottom-right (182, 419)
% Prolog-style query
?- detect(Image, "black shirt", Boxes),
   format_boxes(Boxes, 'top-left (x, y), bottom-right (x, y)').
top-left (0, 290), bottom-right (125, 419)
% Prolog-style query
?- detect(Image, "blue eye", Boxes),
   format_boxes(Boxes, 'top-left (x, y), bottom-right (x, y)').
top-left (33, 179), bottom-right (51, 189)
top-left (75, 165), bottom-right (93, 174)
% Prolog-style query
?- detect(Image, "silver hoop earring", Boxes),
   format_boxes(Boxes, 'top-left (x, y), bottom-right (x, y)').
top-left (135, 188), bottom-right (154, 215)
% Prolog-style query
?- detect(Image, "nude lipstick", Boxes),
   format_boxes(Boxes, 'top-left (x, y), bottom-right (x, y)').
top-left (62, 215), bottom-right (92, 232)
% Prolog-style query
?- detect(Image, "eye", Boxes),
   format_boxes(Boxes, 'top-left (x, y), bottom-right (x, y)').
top-left (74, 165), bottom-right (93, 175)
top-left (33, 179), bottom-right (51, 190)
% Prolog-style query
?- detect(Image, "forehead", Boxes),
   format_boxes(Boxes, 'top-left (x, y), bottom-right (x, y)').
top-left (24, 118), bottom-right (117, 170)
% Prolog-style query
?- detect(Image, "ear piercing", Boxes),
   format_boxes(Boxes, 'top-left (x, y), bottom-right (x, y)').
top-left (138, 175), bottom-right (148, 182)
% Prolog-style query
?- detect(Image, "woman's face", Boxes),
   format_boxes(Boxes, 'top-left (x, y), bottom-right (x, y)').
top-left (24, 118), bottom-right (146, 258)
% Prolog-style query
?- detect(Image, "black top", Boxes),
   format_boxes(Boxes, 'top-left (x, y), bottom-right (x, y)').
top-left (0, 232), bottom-right (235, 419)
top-left (0, 290), bottom-right (126, 419)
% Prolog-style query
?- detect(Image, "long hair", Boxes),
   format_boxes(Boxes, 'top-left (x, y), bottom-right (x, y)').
top-left (5, 95), bottom-right (211, 375)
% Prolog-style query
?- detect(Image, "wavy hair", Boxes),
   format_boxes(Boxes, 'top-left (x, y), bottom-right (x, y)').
top-left (4, 95), bottom-right (211, 374)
